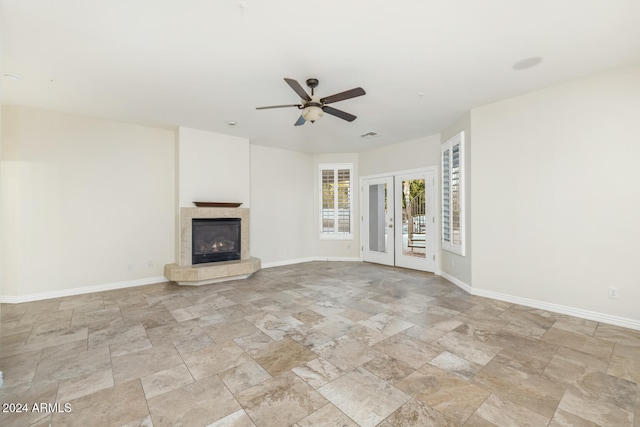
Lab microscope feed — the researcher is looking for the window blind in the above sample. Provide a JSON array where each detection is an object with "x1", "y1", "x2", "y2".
[{"x1": 441, "y1": 132, "x2": 465, "y2": 255}]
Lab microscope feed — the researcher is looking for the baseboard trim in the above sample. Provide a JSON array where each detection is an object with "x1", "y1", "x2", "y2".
[
  {"x1": 261, "y1": 257, "x2": 362, "y2": 269},
  {"x1": 473, "y1": 288, "x2": 640, "y2": 331},
  {"x1": 5, "y1": 264, "x2": 638, "y2": 331},
  {"x1": 440, "y1": 271, "x2": 472, "y2": 293},
  {"x1": 0, "y1": 257, "x2": 364, "y2": 302},
  {"x1": 441, "y1": 272, "x2": 640, "y2": 331},
  {"x1": 0, "y1": 276, "x2": 168, "y2": 304}
]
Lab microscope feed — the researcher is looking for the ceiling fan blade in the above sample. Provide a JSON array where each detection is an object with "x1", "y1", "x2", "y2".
[
  {"x1": 284, "y1": 78, "x2": 312, "y2": 101},
  {"x1": 322, "y1": 106, "x2": 357, "y2": 122},
  {"x1": 256, "y1": 104, "x2": 301, "y2": 110},
  {"x1": 320, "y1": 87, "x2": 366, "y2": 105},
  {"x1": 294, "y1": 115, "x2": 306, "y2": 126}
]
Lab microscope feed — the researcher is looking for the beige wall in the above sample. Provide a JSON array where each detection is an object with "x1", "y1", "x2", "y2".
[
  {"x1": 250, "y1": 145, "x2": 314, "y2": 264},
  {"x1": 0, "y1": 106, "x2": 175, "y2": 299},
  {"x1": 177, "y1": 127, "x2": 250, "y2": 208},
  {"x1": 0, "y1": 64, "x2": 3, "y2": 307},
  {"x1": 440, "y1": 112, "x2": 472, "y2": 286},
  {"x1": 471, "y1": 64, "x2": 640, "y2": 321}
]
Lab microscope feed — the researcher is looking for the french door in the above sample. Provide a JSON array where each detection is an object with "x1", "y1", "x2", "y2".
[
  {"x1": 361, "y1": 176, "x2": 395, "y2": 266},
  {"x1": 362, "y1": 168, "x2": 436, "y2": 272}
]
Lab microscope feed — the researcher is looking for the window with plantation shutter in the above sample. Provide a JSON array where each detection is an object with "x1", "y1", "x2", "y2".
[
  {"x1": 320, "y1": 164, "x2": 353, "y2": 239},
  {"x1": 441, "y1": 132, "x2": 465, "y2": 255}
]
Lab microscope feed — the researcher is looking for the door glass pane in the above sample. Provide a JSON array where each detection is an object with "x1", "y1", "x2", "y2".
[
  {"x1": 401, "y1": 178, "x2": 426, "y2": 258},
  {"x1": 368, "y1": 183, "x2": 388, "y2": 252}
]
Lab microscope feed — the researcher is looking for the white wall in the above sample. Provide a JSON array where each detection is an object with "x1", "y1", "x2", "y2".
[
  {"x1": 177, "y1": 127, "x2": 250, "y2": 208},
  {"x1": 0, "y1": 106, "x2": 176, "y2": 299},
  {"x1": 250, "y1": 145, "x2": 314, "y2": 265},
  {"x1": 471, "y1": 64, "x2": 640, "y2": 322},
  {"x1": 359, "y1": 134, "x2": 441, "y2": 178}
]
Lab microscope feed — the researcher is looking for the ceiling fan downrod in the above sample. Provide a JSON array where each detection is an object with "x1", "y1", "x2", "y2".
[{"x1": 306, "y1": 78, "x2": 319, "y2": 96}]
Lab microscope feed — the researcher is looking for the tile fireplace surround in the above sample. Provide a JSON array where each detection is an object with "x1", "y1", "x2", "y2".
[{"x1": 164, "y1": 207, "x2": 261, "y2": 285}]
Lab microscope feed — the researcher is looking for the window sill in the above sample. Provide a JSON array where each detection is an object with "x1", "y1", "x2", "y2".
[
  {"x1": 442, "y1": 244, "x2": 465, "y2": 256},
  {"x1": 319, "y1": 234, "x2": 354, "y2": 241}
]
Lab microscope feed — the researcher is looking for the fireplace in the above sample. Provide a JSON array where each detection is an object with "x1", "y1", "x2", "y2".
[
  {"x1": 164, "y1": 207, "x2": 261, "y2": 286},
  {"x1": 192, "y1": 218, "x2": 241, "y2": 264}
]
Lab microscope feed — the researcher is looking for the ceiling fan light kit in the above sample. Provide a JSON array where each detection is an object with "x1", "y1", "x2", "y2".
[
  {"x1": 257, "y1": 77, "x2": 365, "y2": 126},
  {"x1": 301, "y1": 104, "x2": 323, "y2": 123}
]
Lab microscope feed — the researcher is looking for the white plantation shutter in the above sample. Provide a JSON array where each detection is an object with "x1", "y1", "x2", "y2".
[
  {"x1": 442, "y1": 149, "x2": 451, "y2": 243},
  {"x1": 322, "y1": 169, "x2": 335, "y2": 233},
  {"x1": 451, "y1": 143, "x2": 461, "y2": 245},
  {"x1": 441, "y1": 132, "x2": 465, "y2": 255},
  {"x1": 336, "y1": 168, "x2": 351, "y2": 233},
  {"x1": 320, "y1": 164, "x2": 353, "y2": 239}
]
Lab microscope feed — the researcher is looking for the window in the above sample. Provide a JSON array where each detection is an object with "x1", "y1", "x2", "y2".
[
  {"x1": 320, "y1": 163, "x2": 353, "y2": 239},
  {"x1": 441, "y1": 132, "x2": 465, "y2": 255}
]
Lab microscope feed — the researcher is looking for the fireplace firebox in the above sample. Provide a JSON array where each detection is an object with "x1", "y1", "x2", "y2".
[{"x1": 192, "y1": 218, "x2": 241, "y2": 264}]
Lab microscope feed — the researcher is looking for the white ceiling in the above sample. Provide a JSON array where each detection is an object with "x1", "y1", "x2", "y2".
[{"x1": 2, "y1": 1, "x2": 640, "y2": 154}]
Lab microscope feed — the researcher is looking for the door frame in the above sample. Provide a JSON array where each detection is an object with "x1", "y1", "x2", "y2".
[
  {"x1": 360, "y1": 167, "x2": 440, "y2": 274},
  {"x1": 361, "y1": 175, "x2": 395, "y2": 266},
  {"x1": 394, "y1": 168, "x2": 436, "y2": 272}
]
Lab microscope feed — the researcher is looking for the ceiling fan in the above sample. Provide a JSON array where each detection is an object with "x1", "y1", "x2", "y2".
[{"x1": 256, "y1": 78, "x2": 366, "y2": 126}]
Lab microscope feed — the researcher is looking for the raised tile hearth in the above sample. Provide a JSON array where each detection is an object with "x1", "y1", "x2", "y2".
[
  {"x1": 164, "y1": 207, "x2": 261, "y2": 286},
  {"x1": 164, "y1": 257, "x2": 261, "y2": 286}
]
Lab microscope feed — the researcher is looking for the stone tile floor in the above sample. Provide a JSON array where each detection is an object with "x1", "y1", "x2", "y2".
[{"x1": 0, "y1": 261, "x2": 638, "y2": 426}]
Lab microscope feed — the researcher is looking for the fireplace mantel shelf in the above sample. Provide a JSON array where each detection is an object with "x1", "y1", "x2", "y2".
[{"x1": 193, "y1": 202, "x2": 242, "y2": 208}]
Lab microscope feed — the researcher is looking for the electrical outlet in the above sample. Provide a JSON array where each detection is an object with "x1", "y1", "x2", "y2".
[
  {"x1": 127, "y1": 264, "x2": 133, "y2": 272},
  {"x1": 608, "y1": 286, "x2": 619, "y2": 299},
  {"x1": 147, "y1": 260, "x2": 154, "y2": 268}
]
